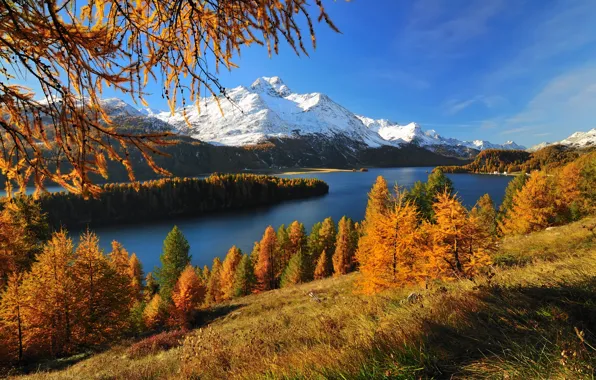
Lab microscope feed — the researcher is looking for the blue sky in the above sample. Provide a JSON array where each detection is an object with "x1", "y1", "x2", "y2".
[{"x1": 24, "y1": 0, "x2": 596, "y2": 147}]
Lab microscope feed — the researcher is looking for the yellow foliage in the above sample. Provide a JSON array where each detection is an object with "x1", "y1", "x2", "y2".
[{"x1": 172, "y1": 266, "x2": 205, "y2": 328}]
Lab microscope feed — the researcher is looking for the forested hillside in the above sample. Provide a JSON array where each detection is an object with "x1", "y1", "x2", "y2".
[
  {"x1": 37, "y1": 174, "x2": 329, "y2": 228},
  {"x1": 438, "y1": 145, "x2": 587, "y2": 174}
]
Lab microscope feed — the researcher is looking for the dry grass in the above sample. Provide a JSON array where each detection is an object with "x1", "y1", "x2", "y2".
[{"x1": 17, "y1": 217, "x2": 596, "y2": 379}]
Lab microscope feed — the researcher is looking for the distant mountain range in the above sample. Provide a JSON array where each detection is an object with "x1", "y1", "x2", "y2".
[
  {"x1": 136, "y1": 76, "x2": 525, "y2": 158},
  {"x1": 529, "y1": 129, "x2": 596, "y2": 152}
]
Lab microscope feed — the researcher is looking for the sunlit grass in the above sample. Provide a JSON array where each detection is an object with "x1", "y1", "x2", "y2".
[{"x1": 19, "y1": 217, "x2": 596, "y2": 379}]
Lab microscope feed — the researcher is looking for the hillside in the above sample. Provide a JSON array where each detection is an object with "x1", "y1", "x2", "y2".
[
  {"x1": 19, "y1": 217, "x2": 596, "y2": 379},
  {"x1": 529, "y1": 128, "x2": 596, "y2": 151}
]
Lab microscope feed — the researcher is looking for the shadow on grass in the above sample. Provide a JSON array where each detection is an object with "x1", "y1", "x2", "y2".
[{"x1": 329, "y1": 278, "x2": 596, "y2": 379}]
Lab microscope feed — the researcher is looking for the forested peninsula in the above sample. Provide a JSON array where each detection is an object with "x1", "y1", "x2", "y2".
[{"x1": 37, "y1": 174, "x2": 329, "y2": 228}]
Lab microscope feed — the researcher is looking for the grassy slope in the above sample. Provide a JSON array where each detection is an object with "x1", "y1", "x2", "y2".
[{"x1": 19, "y1": 218, "x2": 596, "y2": 379}]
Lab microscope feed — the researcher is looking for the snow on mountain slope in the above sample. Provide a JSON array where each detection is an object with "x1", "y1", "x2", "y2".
[
  {"x1": 155, "y1": 76, "x2": 391, "y2": 148},
  {"x1": 529, "y1": 128, "x2": 596, "y2": 151},
  {"x1": 356, "y1": 116, "x2": 525, "y2": 152}
]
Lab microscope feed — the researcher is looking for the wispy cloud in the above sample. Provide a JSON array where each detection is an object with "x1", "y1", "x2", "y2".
[
  {"x1": 444, "y1": 95, "x2": 507, "y2": 115},
  {"x1": 502, "y1": 65, "x2": 596, "y2": 139},
  {"x1": 371, "y1": 69, "x2": 430, "y2": 90}
]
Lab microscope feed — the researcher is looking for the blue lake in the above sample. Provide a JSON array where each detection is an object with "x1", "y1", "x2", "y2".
[{"x1": 63, "y1": 167, "x2": 513, "y2": 272}]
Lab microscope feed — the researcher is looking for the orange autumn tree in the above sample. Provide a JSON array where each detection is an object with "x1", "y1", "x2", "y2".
[
  {"x1": 0, "y1": 273, "x2": 25, "y2": 362},
  {"x1": 171, "y1": 265, "x2": 206, "y2": 329},
  {"x1": 313, "y1": 250, "x2": 329, "y2": 280},
  {"x1": 205, "y1": 258, "x2": 223, "y2": 305},
  {"x1": 143, "y1": 294, "x2": 166, "y2": 331},
  {"x1": 129, "y1": 254, "x2": 144, "y2": 302},
  {"x1": 426, "y1": 192, "x2": 493, "y2": 280},
  {"x1": 255, "y1": 226, "x2": 277, "y2": 291},
  {"x1": 19, "y1": 231, "x2": 77, "y2": 357},
  {"x1": 0, "y1": 0, "x2": 338, "y2": 197},
  {"x1": 332, "y1": 216, "x2": 357, "y2": 276},
  {"x1": 72, "y1": 232, "x2": 130, "y2": 344},
  {"x1": 500, "y1": 172, "x2": 557, "y2": 235},
  {"x1": 220, "y1": 246, "x2": 242, "y2": 300},
  {"x1": 357, "y1": 191, "x2": 421, "y2": 294}
]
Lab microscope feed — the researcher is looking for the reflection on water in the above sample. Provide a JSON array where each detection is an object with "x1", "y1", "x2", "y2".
[{"x1": 64, "y1": 167, "x2": 513, "y2": 271}]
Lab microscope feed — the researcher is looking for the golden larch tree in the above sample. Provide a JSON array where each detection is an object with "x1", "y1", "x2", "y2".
[
  {"x1": 129, "y1": 254, "x2": 144, "y2": 302},
  {"x1": 500, "y1": 172, "x2": 557, "y2": 235},
  {"x1": 313, "y1": 250, "x2": 329, "y2": 280},
  {"x1": 171, "y1": 265, "x2": 206, "y2": 329},
  {"x1": 255, "y1": 226, "x2": 277, "y2": 291},
  {"x1": 220, "y1": 246, "x2": 242, "y2": 300},
  {"x1": 143, "y1": 293, "x2": 166, "y2": 331},
  {"x1": 19, "y1": 231, "x2": 77, "y2": 357},
  {"x1": 427, "y1": 192, "x2": 493, "y2": 280},
  {"x1": 205, "y1": 258, "x2": 223, "y2": 305},
  {"x1": 332, "y1": 216, "x2": 357, "y2": 276},
  {"x1": 356, "y1": 194, "x2": 421, "y2": 294},
  {"x1": 0, "y1": 273, "x2": 25, "y2": 362}
]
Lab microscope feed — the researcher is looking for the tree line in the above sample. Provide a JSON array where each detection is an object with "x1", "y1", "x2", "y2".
[
  {"x1": 0, "y1": 153, "x2": 594, "y2": 368},
  {"x1": 36, "y1": 174, "x2": 329, "y2": 228},
  {"x1": 438, "y1": 145, "x2": 585, "y2": 174}
]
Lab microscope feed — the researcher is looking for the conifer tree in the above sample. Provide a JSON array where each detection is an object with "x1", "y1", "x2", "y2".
[
  {"x1": 205, "y1": 258, "x2": 223, "y2": 305},
  {"x1": 498, "y1": 174, "x2": 528, "y2": 219},
  {"x1": 156, "y1": 226, "x2": 191, "y2": 301},
  {"x1": 406, "y1": 170, "x2": 453, "y2": 220},
  {"x1": 129, "y1": 254, "x2": 144, "y2": 302},
  {"x1": 233, "y1": 254, "x2": 257, "y2": 297},
  {"x1": 288, "y1": 221, "x2": 308, "y2": 257},
  {"x1": 0, "y1": 273, "x2": 24, "y2": 362},
  {"x1": 306, "y1": 222, "x2": 323, "y2": 270},
  {"x1": 255, "y1": 226, "x2": 277, "y2": 291},
  {"x1": 109, "y1": 240, "x2": 130, "y2": 278},
  {"x1": 73, "y1": 231, "x2": 130, "y2": 344},
  {"x1": 275, "y1": 225, "x2": 291, "y2": 282},
  {"x1": 356, "y1": 176, "x2": 390, "y2": 278},
  {"x1": 500, "y1": 172, "x2": 557, "y2": 235},
  {"x1": 19, "y1": 231, "x2": 76, "y2": 356},
  {"x1": 171, "y1": 265, "x2": 206, "y2": 328},
  {"x1": 220, "y1": 246, "x2": 243, "y2": 300},
  {"x1": 249, "y1": 241, "x2": 261, "y2": 267},
  {"x1": 472, "y1": 194, "x2": 497, "y2": 236},
  {"x1": 201, "y1": 265, "x2": 211, "y2": 283},
  {"x1": 143, "y1": 294, "x2": 166, "y2": 331},
  {"x1": 144, "y1": 272, "x2": 159, "y2": 302},
  {"x1": 357, "y1": 194, "x2": 421, "y2": 294},
  {"x1": 556, "y1": 161, "x2": 583, "y2": 220},
  {"x1": 280, "y1": 250, "x2": 307, "y2": 287},
  {"x1": 427, "y1": 192, "x2": 493, "y2": 280},
  {"x1": 332, "y1": 217, "x2": 357, "y2": 276},
  {"x1": 319, "y1": 217, "x2": 337, "y2": 274},
  {"x1": 313, "y1": 250, "x2": 329, "y2": 280}
]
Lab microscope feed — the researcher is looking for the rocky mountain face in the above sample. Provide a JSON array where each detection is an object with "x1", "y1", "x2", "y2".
[
  {"x1": 529, "y1": 129, "x2": 596, "y2": 152},
  {"x1": 146, "y1": 76, "x2": 524, "y2": 159}
]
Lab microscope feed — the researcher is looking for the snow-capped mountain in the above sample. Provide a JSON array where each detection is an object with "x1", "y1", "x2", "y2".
[
  {"x1": 528, "y1": 128, "x2": 596, "y2": 152},
  {"x1": 148, "y1": 76, "x2": 523, "y2": 156},
  {"x1": 356, "y1": 115, "x2": 525, "y2": 154}
]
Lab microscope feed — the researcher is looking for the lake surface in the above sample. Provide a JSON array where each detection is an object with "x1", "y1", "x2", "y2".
[{"x1": 66, "y1": 167, "x2": 513, "y2": 272}]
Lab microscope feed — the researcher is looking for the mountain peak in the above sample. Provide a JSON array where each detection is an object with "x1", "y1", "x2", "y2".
[{"x1": 250, "y1": 76, "x2": 291, "y2": 97}]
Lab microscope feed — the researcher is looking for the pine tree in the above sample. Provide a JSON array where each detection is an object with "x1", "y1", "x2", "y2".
[
  {"x1": 406, "y1": 170, "x2": 453, "y2": 221},
  {"x1": 171, "y1": 265, "x2": 206, "y2": 328},
  {"x1": 288, "y1": 221, "x2": 308, "y2": 257},
  {"x1": 306, "y1": 222, "x2": 323, "y2": 276},
  {"x1": 233, "y1": 254, "x2": 256, "y2": 297},
  {"x1": 280, "y1": 250, "x2": 307, "y2": 287},
  {"x1": 356, "y1": 194, "x2": 421, "y2": 294},
  {"x1": 255, "y1": 226, "x2": 277, "y2": 291},
  {"x1": 472, "y1": 194, "x2": 497, "y2": 236},
  {"x1": 129, "y1": 254, "x2": 144, "y2": 302},
  {"x1": 201, "y1": 265, "x2": 211, "y2": 283},
  {"x1": 220, "y1": 246, "x2": 242, "y2": 300},
  {"x1": 109, "y1": 240, "x2": 130, "y2": 278},
  {"x1": 156, "y1": 226, "x2": 191, "y2": 301},
  {"x1": 249, "y1": 241, "x2": 260, "y2": 267},
  {"x1": 556, "y1": 161, "x2": 582, "y2": 220},
  {"x1": 500, "y1": 172, "x2": 557, "y2": 235},
  {"x1": 205, "y1": 258, "x2": 223, "y2": 305},
  {"x1": 143, "y1": 294, "x2": 166, "y2": 331},
  {"x1": 332, "y1": 216, "x2": 357, "y2": 276},
  {"x1": 144, "y1": 272, "x2": 159, "y2": 302},
  {"x1": 19, "y1": 231, "x2": 76, "y2": 356},
  {"x1": 313, "y1": 250, "x2": 329, "y2": 280},
  {"x1": 0, "y1": 273, "x2": 24, "y2": 362}
]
